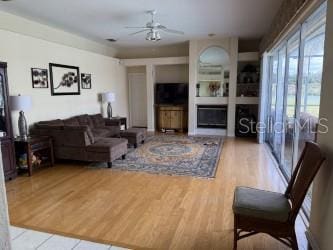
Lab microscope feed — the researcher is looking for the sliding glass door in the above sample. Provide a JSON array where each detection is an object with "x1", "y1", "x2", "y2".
[
  {"x1": 265, "y1": 2, "x2": 327, "y2": 216},
  {"x1": 273, "y1": 46, "x2": 286, "y2": 162},
  {"x1": 267, "y1": 46, "x2": 287, "y2": 165},
  {"x1": 282, "y1": 32, "x2": 300, "y2": 178},
  {"x1": 297, "y1": 12, "x2": 326, "y2": 214},
  {"x1": 297, "y1": 21, "x2": 326, "y2": 160}
]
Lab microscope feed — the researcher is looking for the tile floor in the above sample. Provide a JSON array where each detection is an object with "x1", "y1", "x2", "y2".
[{"x1": 10, "y1": 226, "x2": 128, "y2": 250}]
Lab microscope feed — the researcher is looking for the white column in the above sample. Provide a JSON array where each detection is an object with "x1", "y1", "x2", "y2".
[
  {"x1": 0, "y1": 146, "x2": 12, "y2": 250},
  {"x1": 146, "y1": 64, "x2": 155, "y2": 131},
  {"x1": 258, "y1": 52, "x2": 270, "y2": 143},
  {"x1": 188, "y1": 40, "x2": 198, "y2": 135},
  {"x1": 227, "y1": 37, "x2": 238, "y2": 137}
]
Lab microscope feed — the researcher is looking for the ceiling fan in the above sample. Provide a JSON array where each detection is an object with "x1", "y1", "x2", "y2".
[{"x1": 125, "y1": 10, "x2": 184, "y2": 41}]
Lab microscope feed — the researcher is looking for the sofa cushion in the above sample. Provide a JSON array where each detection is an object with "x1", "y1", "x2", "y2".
[
  {"x1": 91, "y1": 128, "x2": 112, "y2": 138},
  {"x1": 87, "y1": 138, "x2": 128, "y2": 153},
  {"x1": 233, "y1": 186, "x2": 291, "y2": 222},
  {"x1": 62, "y1": 125, "x2": 90, "y2": 132},
  {"x1": 30, "y1": 124, "x2": 64, "y2": 143},
  {"x1": 88, "y1": 129, "x2": 95, "y2": 143},
  {"x1": 63, "y1": 117, "x2": 80, "y2": 126},
  {"x1": 34, "y1": 124, "x2": 64, "y2": 130},
  {"x1": 76, "y1": 114, "x2": 94, "y2": 128},
  {"x1": 62, "y1": 125, "x2": 92, "y2": 146},
  {"x1": 38, "y1": 119, "x2": 64, "y2": 126},
  {"x1": 90, "y1": 114, "x2": 105, "y2": 128},
  {"x1": 82, "y1": 125, "x2": 95, "y2": 144},
  {"x1": 86, "y1": 115, "x2": 95, "y2": 128},
  {"x1": 101, "y1": 126, "x2": 120, "y2": 137}
]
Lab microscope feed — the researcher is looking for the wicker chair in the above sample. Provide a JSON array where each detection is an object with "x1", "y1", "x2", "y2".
[{"x1": 233, "y1": 141, "x2": 325, "y2": 250}]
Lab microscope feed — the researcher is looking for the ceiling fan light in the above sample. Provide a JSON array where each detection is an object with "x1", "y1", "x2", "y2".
[
  {"x1": 146, "y1": 31, "x2": 161, "y2": 41},
  {"x1": 155, "y1": 32, "x2": 161, "y2": 40},
  {"x1": 146, "y1": 32, "x2": 152, "y2": 41}
]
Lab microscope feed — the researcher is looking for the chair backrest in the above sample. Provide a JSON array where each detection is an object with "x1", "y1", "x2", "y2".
[{"x1": 285, "y1": 141, "x2": 325, "y2": 222}]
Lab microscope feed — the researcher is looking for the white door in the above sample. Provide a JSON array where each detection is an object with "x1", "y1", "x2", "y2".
[{"x1": 128, "y1": 73, "x2": 147, "y2": 127}]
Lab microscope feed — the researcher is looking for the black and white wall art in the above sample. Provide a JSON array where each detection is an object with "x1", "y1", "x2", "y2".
[
  {"x1": 31, "y1": 68, "x2": 48, "y2": 88},
  {"x1": 81, "y1": 73, "x2": 92, "y2": 89},
  {"x1": 49, "y1": 63, "x2": 80, "y2": 95}
]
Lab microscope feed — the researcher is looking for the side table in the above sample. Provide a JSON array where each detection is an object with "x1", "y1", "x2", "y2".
[
  {"x1": 14, "y1": 135, "x2": 54, "y2": 176},
  {"x1": 107, "y1": 117, "x2": 127, "y2": 130}
]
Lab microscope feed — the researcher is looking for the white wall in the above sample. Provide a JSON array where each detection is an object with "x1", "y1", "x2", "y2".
[
  {"x1": 308, "y1": 1, "x2": 333, "y2": 249},
  {"x1": 0, "y1": 10, "x2": 117, "y2": 57},
  {"x1": 155, "y1": 64, "x2": 189, "y2": 83},
  {"x1": 127, "y1": 66, "x2": 146, "y2": 74},
  {"x1": 0, "y1": 19, "x2": 128, "y2": 136},
  {"x1": 117, "y1": 42, "x2": 189, "y2": 59}
]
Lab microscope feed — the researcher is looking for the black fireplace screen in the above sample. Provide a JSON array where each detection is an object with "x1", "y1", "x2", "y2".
[{"x1": 197, "y1": 105, "x2": 227, "y2": 128}]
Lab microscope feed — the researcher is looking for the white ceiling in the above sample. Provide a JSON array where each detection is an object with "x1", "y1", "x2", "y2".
[{"x1": 0, "y1": 0, "x2": 283, "y2": 48}]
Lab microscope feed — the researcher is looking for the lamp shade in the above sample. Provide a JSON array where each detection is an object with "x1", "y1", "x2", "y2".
[
  {"x1": 10, "y1": 95, "x2": 32, "y2": 111},
  {"x1": 102, "y1": 92, "x2": 115, "y2": 103}
]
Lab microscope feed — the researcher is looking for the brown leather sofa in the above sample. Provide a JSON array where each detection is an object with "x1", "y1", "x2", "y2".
[{"x1": 31, "y1": 114, "x2": 128, "y2": 167}]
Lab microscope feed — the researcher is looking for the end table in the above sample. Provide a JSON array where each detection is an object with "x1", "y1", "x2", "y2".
[
  {"x1": 107, "y1": 117, "x2": 127, "y2": 130},
  {"x1": 14, "y1": 135, "x2": 54, "y2": 176}
]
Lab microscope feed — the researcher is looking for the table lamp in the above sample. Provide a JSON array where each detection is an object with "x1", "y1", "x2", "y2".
[
  {"x1": 102, "y1": 92, "x2": 115, "y2": 119},
  {"x1": 10, "y1": 95, "x2": 32, "y2": 139}
]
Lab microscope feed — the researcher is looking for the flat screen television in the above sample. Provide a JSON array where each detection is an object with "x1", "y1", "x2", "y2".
[{"x1": 155, "y1": 83, "x2": 188, "y2": 105}]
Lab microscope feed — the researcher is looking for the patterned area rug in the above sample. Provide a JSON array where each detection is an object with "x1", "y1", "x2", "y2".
[{"x1": 109, "y1": 135, "x2": 223, "y2": 178}]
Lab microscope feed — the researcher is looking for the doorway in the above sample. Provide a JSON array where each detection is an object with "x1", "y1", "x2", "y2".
[{"x1": 128, "y1": 73, "x2": 147, "y2": 128}]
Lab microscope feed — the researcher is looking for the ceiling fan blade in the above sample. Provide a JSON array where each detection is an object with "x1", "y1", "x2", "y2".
[
  {"x1": 125, "y1": 26, "x2": 149, "y2": 29},
  {"x1": 129, "y1": 29, "x2": 149, "y2": 36},
  {"x1": 159, "y1": 27, "x2": 184, "y2": 35}
]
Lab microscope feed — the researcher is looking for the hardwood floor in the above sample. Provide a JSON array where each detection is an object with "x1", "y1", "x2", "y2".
[{"x1": 5, "y1": 138, "x2": 307, "y2": 249}]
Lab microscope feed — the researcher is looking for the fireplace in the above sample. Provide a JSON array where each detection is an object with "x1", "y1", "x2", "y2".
[{"x1": 197, "y1": 105, "x2": 227, "y2": 128}]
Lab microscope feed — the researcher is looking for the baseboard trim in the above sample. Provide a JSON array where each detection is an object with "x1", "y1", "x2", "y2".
[{"x1": 306, "y1": 228, "x2": 320, "y2": 250}]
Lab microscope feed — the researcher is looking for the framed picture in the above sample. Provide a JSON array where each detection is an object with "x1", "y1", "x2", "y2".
[
  {"x1": 49, "y1": 63, "x2": 80, "y2": 96},
  {"x1": 31, "y1": 68, "x2": 48, "y2": 88},
  {"x1": 81, "y1": 73, "x2": 91, "y2": 89}
]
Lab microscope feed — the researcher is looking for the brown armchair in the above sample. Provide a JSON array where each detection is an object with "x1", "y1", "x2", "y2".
[{"x1": 233, "y1": 141, "x2": 325, "y2": 250}]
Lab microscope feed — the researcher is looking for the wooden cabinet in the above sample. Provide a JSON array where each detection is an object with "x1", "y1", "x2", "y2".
[
  {"x1": 157, "y1": 106, "x2": 187, "y2": 132},
  {"x1": 0, "y1": 62, "x2": 16, "y2": 181},
  {"x1": 170, "y1": 110, "x2": 182, "y2": 129},
  {"x1": 1, "y1": 139, "x2": 16, "y2": 180},
  {"x1": 159, "y1": 110, "x2": 170, "y2": 129}
]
